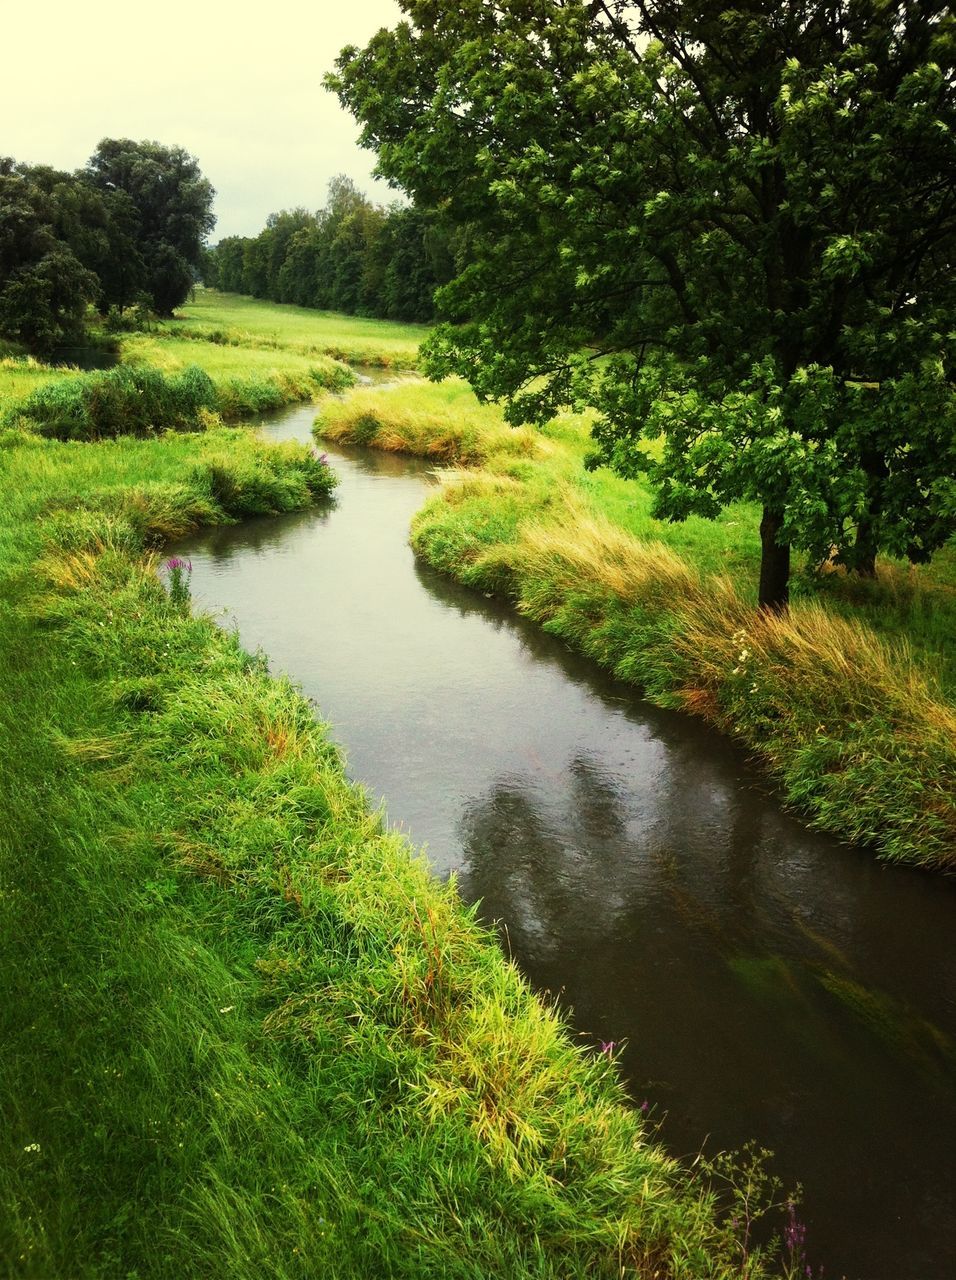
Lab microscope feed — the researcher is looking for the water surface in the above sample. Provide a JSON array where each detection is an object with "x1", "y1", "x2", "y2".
[{"x1": 175, "y1": 403, "x2": 956, "y2": 1280}]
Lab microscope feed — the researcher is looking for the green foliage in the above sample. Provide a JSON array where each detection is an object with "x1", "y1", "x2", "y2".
[
  {"x1": 86, "y1": 138, "x2": 216, "y2": 315},
  {"x1": 0, "y1": 163, "x2": 99, "y2": 350},
  {"x1": 9, "y1": 351, "x2": 353, "y2": 441},
  {"x1": 329, "y1": 0, "x2": 956, "y2": 609},
  {"x1": 13, "y1": 363, "x2": 219, "y2": 440},
  {"x1": 0, "y1": 138, "x2": 216, "y2": 351},
  {"x1": 206, "y1": 176, "x2": 457, "y2": 323}
]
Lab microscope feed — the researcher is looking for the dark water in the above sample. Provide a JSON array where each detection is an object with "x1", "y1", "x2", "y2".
[
  {"x1": 46, "y1": 346, "x2": 119, "y2": 370},
  {"x1": 175, "y1": 403, "x2": 956, "y2": 1280}
]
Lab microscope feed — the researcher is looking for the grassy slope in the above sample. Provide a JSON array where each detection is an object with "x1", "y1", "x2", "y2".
[
  {"x1": 0, "y1": 423, "x2": 787, "y2": 1274},
  {"x1": 0, "y1": 289, "x2": 421, "y2": 424},
  {"x1": 317, "y1": 379, "x2": 956, "y2": 869},
  {"x1": 165, "y1": 289, "x2": 426, "y2": 368}
]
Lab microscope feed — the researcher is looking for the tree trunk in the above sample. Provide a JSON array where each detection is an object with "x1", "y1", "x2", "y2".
[
  {"x1": 852, "y1": 515, "x2": 878, "y2": 577},
  {"x1": 851, "y1": 449, "x2": 888, "y2": 576},
  {"x1": 758, "y1": 507, "x2": 790, "y2": 613}
]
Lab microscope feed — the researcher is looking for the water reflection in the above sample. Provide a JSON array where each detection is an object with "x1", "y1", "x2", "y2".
[
  {"x1": 174, "y1": 427, "x2": 956, "y2": 1280},
  {"x1": 458, "y1": 759, "x2": 956, "y2": 1279}
]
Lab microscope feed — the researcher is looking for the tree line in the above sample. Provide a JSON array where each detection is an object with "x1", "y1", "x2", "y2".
[
  {"x1": 0, "y1": 139, "x2": 215, "y2": 352},
  {"x1": 330, "y1": 0, "x2": 956, "y2": 609},
  {"x1": 202, "y1": 176, "x2": 458, "y2": 323}
]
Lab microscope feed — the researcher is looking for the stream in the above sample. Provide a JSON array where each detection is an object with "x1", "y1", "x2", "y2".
[{"x1": 173, "y1": 401, "x2": 956, "y2": 1280}]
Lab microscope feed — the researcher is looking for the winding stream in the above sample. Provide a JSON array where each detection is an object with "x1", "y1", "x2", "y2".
[{"x1": 174, "y1": 401, "x2": 956, "y2": 1280}]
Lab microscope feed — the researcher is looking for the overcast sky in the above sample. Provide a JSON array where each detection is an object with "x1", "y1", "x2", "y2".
[{"x1": 2, "y1": 0, "x2": 406, "y2": 239}]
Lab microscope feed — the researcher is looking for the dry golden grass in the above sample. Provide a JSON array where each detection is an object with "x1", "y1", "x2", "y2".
[
  {"x1": 317, "y1": 379, "x2": 546, "y2": 464},
  {"x1": 514, "y1": 490, "x2": 703, "y2": 605}
]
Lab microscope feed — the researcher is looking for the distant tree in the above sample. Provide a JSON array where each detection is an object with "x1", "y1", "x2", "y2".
[
  {"x1": 86, "y1": 139, "x2": 215, "y2": 315},
  {"x1": 379, "y1": 205, "x2": 455, "y2": 321},
  {"x1": 241, "y1": 235, "x2": 270, "y2": 299},
  {"x1": 197, "y1": 245, "x2": 219, "y2": 288},
  {"x1": 277, "y1": 224, "x2": 323, "y2": 306},
  {"x1": 263, "y1": 208, "x2": 316, "y2": 301},
  {"x1": 212, "y1": 237, "x2": 248, "y2": 294},
  {"x1": 330, "y1": 0, "x2": 956, "y2": 609},
  {"x1": 206, "y1": 176, "x2": 457, "y2": 324},
  {"x1": 0, "y1": 162, "x2": 97, "y2": 351}
]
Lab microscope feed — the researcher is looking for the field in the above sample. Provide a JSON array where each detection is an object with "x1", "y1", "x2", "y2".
[
  {"x1": 165, "y1": 289, "x2": 426, "y2": 368},
  {"x1": 0, "y1": 290, "x2": 423, "y2": 427}
]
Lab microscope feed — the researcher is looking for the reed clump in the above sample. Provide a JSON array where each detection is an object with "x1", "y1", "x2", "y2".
[
  {"x1": 317, "y1": 378, "x2": 544, "y2": 464},
  {"x1": 8, "y1": 358, "x2": 354, "y2": 441}
]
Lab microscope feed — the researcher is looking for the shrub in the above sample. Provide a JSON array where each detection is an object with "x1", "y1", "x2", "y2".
[{"x1": 14, "y1": 364, "x2": 219, "y2": 440}]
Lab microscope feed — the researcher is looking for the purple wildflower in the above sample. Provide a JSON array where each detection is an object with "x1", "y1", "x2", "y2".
[
  {"x1": 785, "y1": 1201, "x2": 807, "y2": 1255},
  {"x1": 599, "y1": 1040, "x2": 616, "y2": 1057},
  {"x1": 640, "y1": 1099, "x2": 649, "y2": 1113},
  {"x1": 164, "y1": 557, "x2": 192, "y2": 574}
]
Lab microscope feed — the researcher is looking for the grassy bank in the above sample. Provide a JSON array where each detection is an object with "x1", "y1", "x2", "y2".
[
  {"x1": 317, "y1": 379, "x2": 956, "y2": 870},
  {"x1": 0, "y1": 290, "x2": 429, "y2": 429},
  {"x1": 165, "y1": 289, "x2": 425, "y2": 368},
  {"x1": 4, "y1": 358, "x2": 353, "y2": 443},
  {"x1": 0, "y1": 426, "x2": 793, "y2": 1275}
]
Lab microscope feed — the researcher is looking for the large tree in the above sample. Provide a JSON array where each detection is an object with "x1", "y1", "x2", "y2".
[
  {"x1": 86, "y1": 139, "x2": 215, "y2": 316},
  {"x1": 0, "y1": 160, "x2": 98, "y2": 351},
  {"x1": 330, "y1": 0, "x2": 956, "y2": 609}
]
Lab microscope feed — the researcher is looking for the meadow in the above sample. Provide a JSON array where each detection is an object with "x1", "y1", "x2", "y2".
[
  {"x1": 0, "y1": 288, "x2": 418, "y2": 428},
  {"x1": 163, "y1": 288, "x2": 426, "y2": 368},
  {"x1": 318, "y1": 378, "x2": 956, "y2": 869}
]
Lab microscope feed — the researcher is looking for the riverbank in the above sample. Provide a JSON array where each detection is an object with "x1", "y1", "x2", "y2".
[
  {"x1": 317, "y1": 379, "x2": 956, "y2": 870},
  {"x1": 0, "y1": 419, "x2": 794, "y2": 1272},
  {"x1": 0, "y1": 289, "x2": 422, "y2": 428}
]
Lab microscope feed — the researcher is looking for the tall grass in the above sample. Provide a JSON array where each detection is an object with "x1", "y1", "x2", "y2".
[
  {"x1": 0, "y1": 355, "x2": 76, "y2": 409},
  {"x1": 7, "y1": 358, "x2": 353, "y2": 441},
  {"x1": 318, "y1": 379, "x2": 956, "y2": 869},
  {"x1": 318, "y1": 379, "x2": 544, "y2": 463},
  {"x1": 0, "y1": 426, "x2": 792, "y2": 1276}
]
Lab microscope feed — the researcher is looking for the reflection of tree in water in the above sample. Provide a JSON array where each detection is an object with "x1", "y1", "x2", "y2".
[
  {"x1": 458, "y1": 744, "x2": 781, "y2": 965},
  {"x1": 458, "y1": 753, "x2": 648, "y2": 962}
]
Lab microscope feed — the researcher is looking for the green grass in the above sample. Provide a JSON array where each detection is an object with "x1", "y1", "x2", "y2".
[
  {"x1": 316, "y1": 378, "x2": 956, "y2": 869},
  {"x1": 167, "y1": 288, "x2": 426, "y2": 368},
  {"x1": 0, "y1": 292, "x2": 427, "y2": 425},
  {"x1": 0, "y1": 415, "x2": 792, "y2": 1271},
  {"x1": 122, "y1": 331, "x2": 350, "y2": 384},
  {"x1": 0, "y1": 356, "x2": 76, "y2": 410}
]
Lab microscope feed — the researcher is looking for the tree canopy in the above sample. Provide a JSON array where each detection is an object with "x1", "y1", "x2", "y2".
[
  {"x1": 86, "y1": 139, "x2": 215, "y2": 315},
  {"x1": 330, "y1": 0, "x2": 956, "y2": 608},
  {"x1": 0, "y1": 159, "x2": 99, "y2": 351},
  {"x1": 0, "y1": 141, "x2": 216, "y2": 351},
  {"x1": 205, "y1": 176, "x2": 457, "y2": 323}
]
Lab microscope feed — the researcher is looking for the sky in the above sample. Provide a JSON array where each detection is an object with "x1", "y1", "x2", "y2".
[{"x1": 2, "y1": 0, "x2": 406, "y2": 239}]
